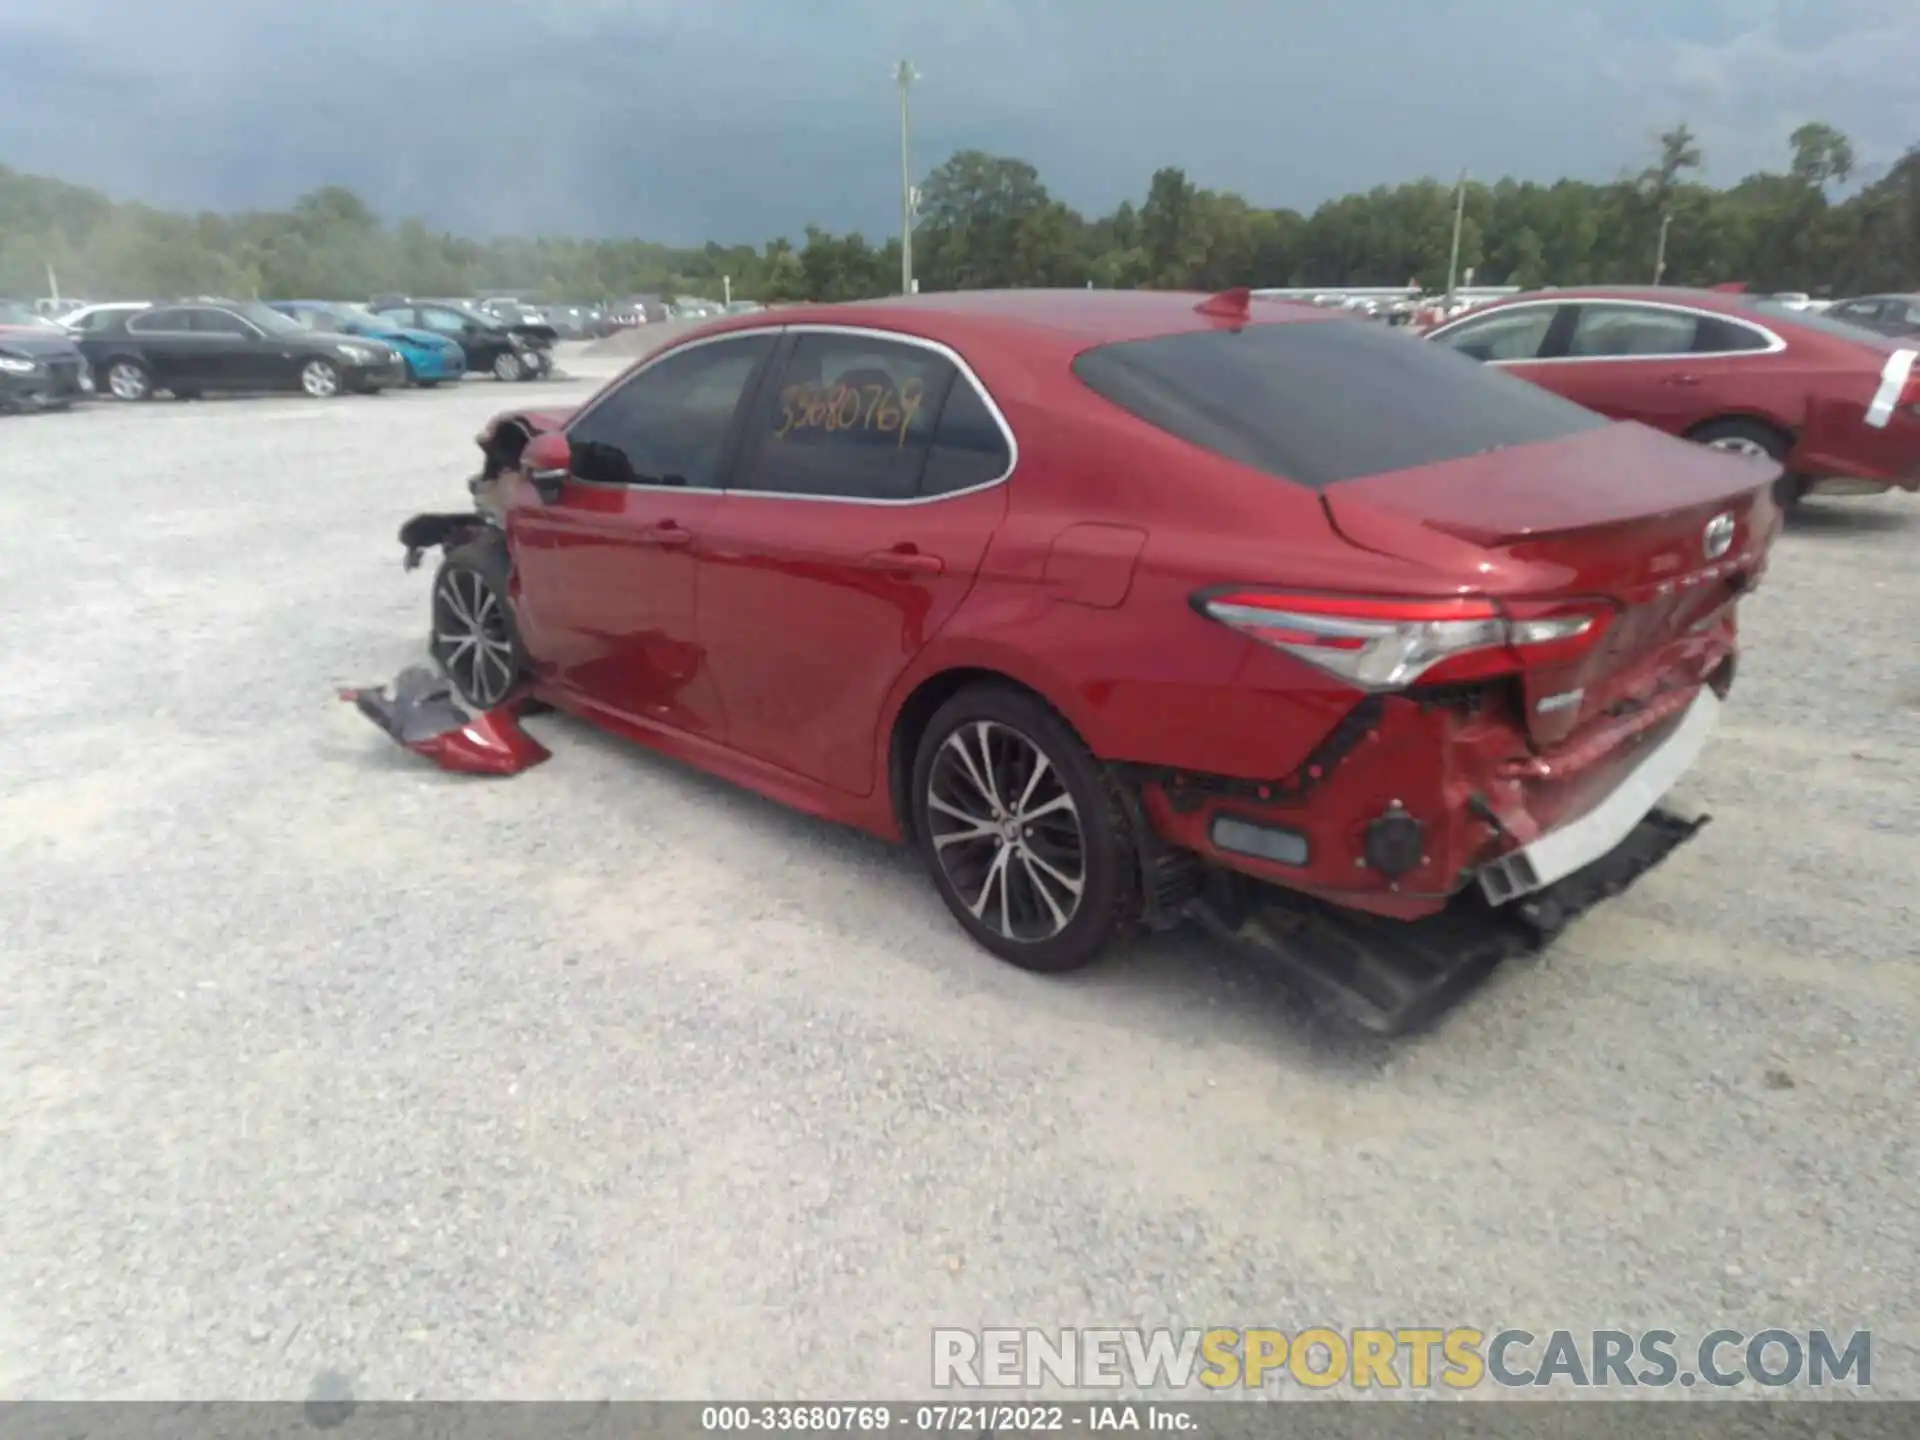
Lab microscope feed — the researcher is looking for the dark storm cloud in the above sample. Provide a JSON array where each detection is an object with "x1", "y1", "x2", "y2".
[{"x1": 2, "y1": 0, "x2": 1915, "y2": 243}]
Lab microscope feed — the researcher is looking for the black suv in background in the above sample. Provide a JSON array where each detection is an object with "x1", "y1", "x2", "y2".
[
  {"x1": 76, "y1": 299, "x2": 405, "y2": 400},
  {"x1": 369, "y1": 297, "x2": 556, "y2": 381}
]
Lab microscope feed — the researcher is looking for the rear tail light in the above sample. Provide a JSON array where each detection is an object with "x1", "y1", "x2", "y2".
[{"x1": 1195, "y1": 590, "x2": 1612, "y2": 691}]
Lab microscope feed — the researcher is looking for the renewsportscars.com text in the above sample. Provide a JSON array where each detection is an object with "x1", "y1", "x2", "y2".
[{"x1": 932, "y1": 1327, "x2": 1872, "y2": 1391}]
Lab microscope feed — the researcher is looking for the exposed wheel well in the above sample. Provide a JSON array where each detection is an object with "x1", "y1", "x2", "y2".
[{"x1": 888, "y1": 667, "x2": 1056, "y2": 840}]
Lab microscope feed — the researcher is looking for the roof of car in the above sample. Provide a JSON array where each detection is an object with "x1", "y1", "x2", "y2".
[{"x1": 691, "y1": 288, "x2": 1336, "y2": 353}]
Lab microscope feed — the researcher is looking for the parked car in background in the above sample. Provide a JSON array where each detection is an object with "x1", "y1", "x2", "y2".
[
  {"x1": 60, "y1": 301, "x2": 149, "y2": 336},
  {"x1": 1425, "y1": 286, "x2": 1920, "y2": 509},
  {"x1": 724, "y1": 300, "x2": 766, "y2": 315},
  {"x1": 1824, "y1": 294, "x2": 1920, "y2": 341},
  {"x1": 0, "y1": 299, "x2": 92, "y2": 409},
  {"x1": 617, "y1": 294, "x2": 671, "y2": 325},
  {"x1": 541, "y1": 303, "x2": 613, "y2": 339},
  {"x1": 76, "y1": 299, "x2": 406, "y2": 400},
  {"x1": 670, "y1": 296, "x2": 725, "y2": 321},
  {"x1": 479, "y1": 298, "x2": 555, "y2": 331},
  {"x1": 269, "y1": 300, "x2": 466, "y2": 386},
  {"x1": 368, "y1": 298, "x2": 555, "y2": 381},
  {"x1": 388, "y1": 288, "x2": 1781, "y2": 1031}
]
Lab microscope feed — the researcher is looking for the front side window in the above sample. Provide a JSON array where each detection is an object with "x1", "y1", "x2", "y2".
[
  {"x1": 566, "y1": 334, "x2": 776, "y2": 489},
  {"x1": 735, "y1": 334, "x2": 955, "y2": 500},
  {"x1": 1566, "y1": 305, "x2": 1698, "y2": 357},
  {"x1": 1430, "y1": 306, "x2": 1557, "y2": 362},
  {"x1": 420, "y1": 307, "x2": 472, "y2": 334}
]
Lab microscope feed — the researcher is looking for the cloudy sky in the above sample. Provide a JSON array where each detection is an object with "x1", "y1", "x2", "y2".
[{"x1": 2, "y1": 0, "x2": 1915, "y2": 245}]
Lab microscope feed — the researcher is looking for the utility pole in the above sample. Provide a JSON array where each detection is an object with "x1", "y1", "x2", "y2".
[
  {"x1": 1444, "y1": 169, "x2": 1468, "y2": 308},
  {"x1": 897, "y1": 60, "x2": 917, "y2": 296},
  {"x1": 1653, "y1": 212, "x2": 1672, "y2": 285}
]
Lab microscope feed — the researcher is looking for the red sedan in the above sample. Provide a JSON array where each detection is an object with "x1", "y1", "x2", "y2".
[
  {"x1": 386, "y1": 289, "x2": 1782, "y2": 1030},
  {"x1": 1424, "y1": 286, "x2": 1920, "y2": 509}
]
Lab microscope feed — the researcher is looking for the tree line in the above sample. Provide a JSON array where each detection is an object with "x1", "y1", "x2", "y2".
[{"x1": 0, "y1": 122, "x2": 1913, "y2": 307}]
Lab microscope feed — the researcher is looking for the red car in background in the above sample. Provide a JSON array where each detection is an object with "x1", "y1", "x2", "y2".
[
  {"x1": 388, "y1": 290, "x2": 1782, "y2": 1031},
  {"x1": 1425, "y1": 286, "x2": 1920, "y2": 510}
]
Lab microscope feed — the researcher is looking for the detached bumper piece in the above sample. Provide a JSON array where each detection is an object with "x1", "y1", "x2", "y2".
[
  {"x1": 1195, "y1": 807, "x2": 1709, "y2": 1035},
  {"x1": 338, "y1": 665, "x2": 550, "y2": 776}
]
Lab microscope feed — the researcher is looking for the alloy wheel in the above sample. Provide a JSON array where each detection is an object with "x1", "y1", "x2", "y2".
[
  {"x1": 432, "y1": 569, "x2": 517, "y2": 708},
  {"x1": 493, "y1": 352, "x2": 524, "y2": 382},
  {"x1": 301, "y1": 360, "x2": 340, "y2": 398},
  {"x1": 925, "y1": 720, "x2": 1086, "y2": 944},
  {"x1": 107, "y1": 362, "x2": 148, "y2": 400}
]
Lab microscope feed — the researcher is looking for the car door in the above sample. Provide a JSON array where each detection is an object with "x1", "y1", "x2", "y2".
[
  {"x1": 507, "y1": 331, "x2": 778, "y2": 733},
  {"x1": 184, "y1": 306, "x2": 276, "y2": 389},
  {"x1": 696, "y1": 328, "x2": 1014, "y2": 795},
  {"x1": 124, "y1": 306, "x2": 207, "y2": 389},
  {"x1": 1541, "y1": 302, "x2": 1775, "y2": 435}
]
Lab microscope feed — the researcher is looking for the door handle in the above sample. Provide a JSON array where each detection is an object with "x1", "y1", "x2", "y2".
[
  {"x1": 859, "y1": 546, "x2": 944, "y2": 574},
  {"x1": 1661, "y1": 374, "x2": 1702, "y2": 387},
  {"x1": 647, "y1": 523, "x2": 694, "y2": 548}
]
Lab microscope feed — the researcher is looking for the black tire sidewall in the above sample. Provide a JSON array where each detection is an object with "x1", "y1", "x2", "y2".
[
  {"x1": 910, "y1": 685, "x2": 1136, "y2": 973},
  {"x1": 430, "y1": 538, "x2": 529, "y2": 709}
]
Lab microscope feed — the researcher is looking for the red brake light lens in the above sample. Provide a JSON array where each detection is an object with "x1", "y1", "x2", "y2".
[{"x1": 1197, "y1": 590, "x2": 1611, "y2": 690}]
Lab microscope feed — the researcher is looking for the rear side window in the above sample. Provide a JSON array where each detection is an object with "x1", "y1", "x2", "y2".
[
  {"x1": 128, "y1": 307, "x2": 190, "y2": 333},
  {"x1": 736, "y1": 333, "x2": 953, "y2": 500},
  {"x1": 920, "y1": 374, "x2": 1013, "y2": 495},
  {"x1": 1567, "y1": 305, "x2": 1697, "y2": 356},
  {"x1": 1071, "y1": 318, "x2": 1608, "y2": 489},
  {"x1": 1692, "y1": 316, "x2": 1771, "y2": 354}
]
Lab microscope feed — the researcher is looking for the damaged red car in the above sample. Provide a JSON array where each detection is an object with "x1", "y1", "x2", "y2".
[{"x1": 386, "y1": 289, "x2": 1782, "y2": 1031}]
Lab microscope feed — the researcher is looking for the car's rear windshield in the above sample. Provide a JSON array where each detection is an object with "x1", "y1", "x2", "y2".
[{"x1": 1071, "y1": 316, "x2": 1609, "y2": 488}]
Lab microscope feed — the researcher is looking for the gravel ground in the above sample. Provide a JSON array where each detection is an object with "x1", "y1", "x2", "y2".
[{"x1": 3, "y1": 351, "x2": 1918, "y2": 1403}]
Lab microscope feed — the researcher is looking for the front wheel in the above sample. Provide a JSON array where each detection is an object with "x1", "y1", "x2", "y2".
[
  {"x1": 910, "y1": 685, "x2": 1139, "y2": 973},
  {"x1": 491, "y1": 351, "x2": 524, "y2": 383},
  {"x1": 300, "y1": 358, "x2": 342, "y2": 398},
  {"x1": 105, "y1": 358, "x2": 152, "y2": 401},
  {"x1": 430, "y1": 540, "x2": 527, "y2": 710}
]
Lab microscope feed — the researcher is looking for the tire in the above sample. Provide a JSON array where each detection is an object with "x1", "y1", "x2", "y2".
[
  {"x1": 429, "y1": 538, "x2": 528, "y2": 711},
  {"x1": 401, "y1": 357, "x2": 418, "y2": 387},
  {"x1": 910, "y1": 684, "x2": 1140, "y2": 974},
  {"x1": 104, "y1": 358, "x2": 152, "y2": 402},
  {"x1": 416, "y1": 379, "x2": 440, "y2": 389},
  {"x1": 491, "y1": 351, "x2": 524, "y2": 383},
  {"x1": 300, "y1": 358, "x2": 342, "y2": 398},
  {"x1": 1690, "y1": 418, "x2": 1800, "y2": 512},
  {"x1": 172, "y1": 389, "x2": 201, "y2": 402}
]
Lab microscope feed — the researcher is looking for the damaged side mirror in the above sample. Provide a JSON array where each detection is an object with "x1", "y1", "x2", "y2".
[{"x1": 523, "y1": 431, "x2": 572, "y2": 503}]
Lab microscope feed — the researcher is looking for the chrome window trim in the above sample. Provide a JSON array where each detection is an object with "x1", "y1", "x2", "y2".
[
  {"x1": 562, "y1": 322, "x2": 1020, "y2": 506},
  {"x1": 1429, "y1": 297, "x2": 1786, "y2": 365}
]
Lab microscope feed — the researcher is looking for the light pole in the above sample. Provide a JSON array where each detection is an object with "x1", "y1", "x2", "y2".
[
  {"x1": 1653, "y1": 212, "x2": 1672, "y2": 285},
  {"x1": 1444, "y1": 169, "x2": 1468, "y2": 308},
  {"x1": 897, "y1": 59, "x2": 917, "y2": 296}
]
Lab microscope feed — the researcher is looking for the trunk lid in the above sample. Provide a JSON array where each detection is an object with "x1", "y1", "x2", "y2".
[{"x1": 1323, "y1": 421, "x2": 1780, "y2": 745}]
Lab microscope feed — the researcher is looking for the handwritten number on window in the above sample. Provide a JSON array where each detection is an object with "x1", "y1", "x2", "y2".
[{"x1": 775, "y1": 378, "x2": 924, "y2": 447}]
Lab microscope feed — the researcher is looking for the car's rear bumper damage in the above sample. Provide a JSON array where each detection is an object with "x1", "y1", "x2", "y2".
[{"x1": 1188, "y1": 806, "x2": 1709, "y2": 1035}]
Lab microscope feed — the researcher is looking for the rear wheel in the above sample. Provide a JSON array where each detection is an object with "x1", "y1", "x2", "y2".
[
  {"x1": 105, "y1": 358, "x2": 152, "y2": 401},
  {"x1": 910, "y1": 685, "x2": 1139, "y2": 974},
  {"x1": 1689, "y1": 418, "x2": 1800, "y2": 512},
  {"x1": 430, "y1": 540, "x2": 527, "y2": 710}
]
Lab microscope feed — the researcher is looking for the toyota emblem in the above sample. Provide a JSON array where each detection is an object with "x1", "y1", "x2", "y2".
[{"x1": 1702, "y1": 512, "x2": 1735, "y2": 560}]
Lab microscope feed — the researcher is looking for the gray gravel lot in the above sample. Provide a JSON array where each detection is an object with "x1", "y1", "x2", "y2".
[{"x1": 3, "y1": 348, "x2": 1918, "y2": 1402}]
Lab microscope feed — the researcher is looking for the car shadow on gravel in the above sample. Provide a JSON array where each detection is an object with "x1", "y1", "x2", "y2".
[
  {"x1": 1786, "y1": 501, "x2": 1917, "y2": 537},
  {"x1": 495, "y1": 709, "x2": 1475, "y2": 1070}
]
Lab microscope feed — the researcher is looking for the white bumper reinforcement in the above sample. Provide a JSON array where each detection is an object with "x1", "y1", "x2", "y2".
[{"x1": 1477, "y1": 686, "x2": 1719, "y2": 906}]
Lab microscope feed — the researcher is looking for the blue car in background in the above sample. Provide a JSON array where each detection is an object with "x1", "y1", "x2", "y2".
[{"x1": 268, "y1": 301, "x2": 465, "y2": 386}]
